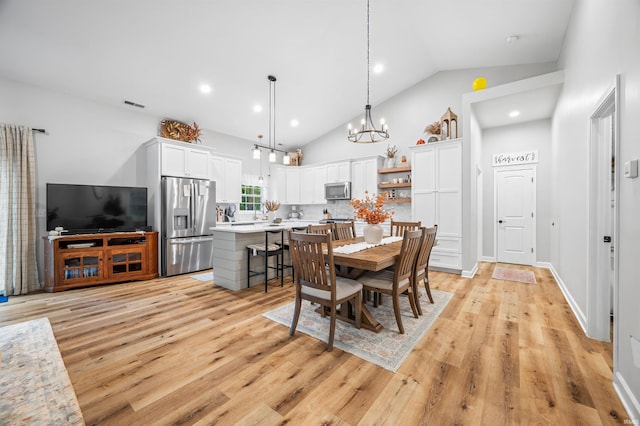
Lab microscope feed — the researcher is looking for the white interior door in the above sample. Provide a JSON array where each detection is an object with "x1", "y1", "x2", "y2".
[{"x1": 495, "y1": 167, "x2": 536, "y2": 265}]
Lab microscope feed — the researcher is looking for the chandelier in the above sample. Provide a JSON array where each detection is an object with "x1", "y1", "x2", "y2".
[
  {"x1": 348, "y1": 0, "x2": 389, "y2": 143},
  {"x1": 251, "y1": 75, "x2": 290, "y2": 164}
]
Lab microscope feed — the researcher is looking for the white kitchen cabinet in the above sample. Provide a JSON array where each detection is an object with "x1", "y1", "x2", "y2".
[
  {"x1": 313, "y1": 166, "x2": 327, "y2": 204},
  {"x1": 351, "y1": 157, "x2": 380, "y2": 200},
  {"x1": 411, "y1": 139, "x2": 462, "y2": 270},
  {"x1": 272, "y1": 166, "x2": 288, "y2": 204},
  {"x1": 210, "y1": 155, "x2": 242, "y2": 203},
  {"x1": 285, "y1": 167, "x2": 301, "y2": 204},
  {"x1": 161, "y1": 142, "x2": 210, "y2": 179},
  {"x1": 299, "y1": 166, "x2": 328, "y2": 205},
  {"x1": 326, "y1": 161, "x2": 351, "y2": 182}
]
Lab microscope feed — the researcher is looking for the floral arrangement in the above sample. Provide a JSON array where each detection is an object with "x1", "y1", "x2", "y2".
[
  {"x1": 264, "y1": 200, "x2": 280, "y2": 212},
  {"x1": 160, "y1": 120, "x2": 201, "y2": 143},
  {"x1": 385, "y1": 144, "x2": 398, "y2": 158},
  {"x1": 424, "y1": 121, "x2": 441, "y2": 135},
  {"x1": 350, "y1": 191, "x2": 393, "y2": 224}
]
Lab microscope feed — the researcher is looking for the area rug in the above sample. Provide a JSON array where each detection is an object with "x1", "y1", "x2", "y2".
[
  {"x1": 191, "y1": 271, "x2": 214, "y2": 282},
  {"x1": 0, "y1": 317, "x2": 84, "y2": 425},
  {"x1": 492, "y1": 266, "x2": 536, "y2": 284},
  {"x1": 263, "y1": 288, "x2": 452, "y2": 372}
]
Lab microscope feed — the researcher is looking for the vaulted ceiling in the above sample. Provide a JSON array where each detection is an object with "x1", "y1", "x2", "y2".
[{"x1": 0, "y1": 0, "x2": 575, "y2": 148}]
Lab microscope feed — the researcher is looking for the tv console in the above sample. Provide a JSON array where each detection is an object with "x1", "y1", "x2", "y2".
[{"x1": 43, "y1": 231, "x2": 158, "y2": 292}]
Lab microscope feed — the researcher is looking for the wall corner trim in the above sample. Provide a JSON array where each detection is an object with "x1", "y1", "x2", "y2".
[
  {"x1": 613, "y1": 372, "x2": 640, "y2": 423},
  {"x1": 545, "y1": 263, "x2": 588, "y2": 335},
  {"x1": 461, "y1": 263, "x2": 478, "y2": 278}
]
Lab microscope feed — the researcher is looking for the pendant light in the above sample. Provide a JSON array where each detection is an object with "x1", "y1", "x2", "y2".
[
  {"x1": 268, "y1": 75, "x2": 277, "y2": 163},
  {"x1": 347, "y1": 0, "x2": 389, "y2": 143}
]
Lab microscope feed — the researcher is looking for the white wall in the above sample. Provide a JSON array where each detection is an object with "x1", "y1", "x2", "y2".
[
  {"x1": 554, "y1": 0, "x2": 640, "y2": 417},
  {"x1": 303, "y1": 64, "x2": 558, "y2": 164},
  {"x1": 0, "y1": 76, "x2": 258, "y2": 282},
  {"x1": 481, "y1": 119, "x2": 552, "y2": 262}
]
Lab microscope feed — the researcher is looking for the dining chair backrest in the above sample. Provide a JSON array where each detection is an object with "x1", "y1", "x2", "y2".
[
  {"x1": 289, "y1": 231, "x2": 337, "y2": 302},
  {"x1": 333, "y1": 221, "x2": 356, "y2": 240},
  {"x1": 394, "y1": 229, "x2": 423, "y2": 286},
  {"x1": 390, "y1": 220, "x2": 422, "y2": 237},
  {"x1": 414, "y1": 226, "x2": 438, "y2": 278},
  {"x1": 307, "y1": 223, "x2": 334, "y2": 239}
]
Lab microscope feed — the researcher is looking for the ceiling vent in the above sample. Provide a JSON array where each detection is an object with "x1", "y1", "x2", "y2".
[{"x1": 123, "y1": 100, "x2": 145, "y2": 108}]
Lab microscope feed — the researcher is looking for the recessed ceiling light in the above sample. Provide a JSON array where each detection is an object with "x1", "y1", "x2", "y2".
[
  {"x1": 253, "y1": 104, "x2": 263, "y2": 113},
  {"x1": 199, "y1": 84, "x2": 212, "y2": 94},
  {"x1": 373, "y1": 63, "x2": 384, "y2": 74},
  {"x1": 290, "y1": 119, "x2": 299, "y2": 127},
  {"x1": 509, "y1": 110, "x2": 521, "y2": 118}
]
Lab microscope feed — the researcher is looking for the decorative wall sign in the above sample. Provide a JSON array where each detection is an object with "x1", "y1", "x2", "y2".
[{"x1": 492, "y1": 150, "x2": 538, "y2": 167}]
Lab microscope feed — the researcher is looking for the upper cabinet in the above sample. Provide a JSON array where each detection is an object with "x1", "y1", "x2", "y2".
[
  {"x1": 210, "y1": 156, "x2": 242, "y2": 203},
  {"x1": 326, "y1": 161, "x2": 351, "y2": 183},
  {"x1": 161, "y1": 142, "x2": 210, "y2": 179},
  {"x1": 351, "y1": 157, "x2": 380, "y2": 200}
]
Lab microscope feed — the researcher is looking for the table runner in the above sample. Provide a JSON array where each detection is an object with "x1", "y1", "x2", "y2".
[{"x1": 333, "y1": 236, "x2": 403, "y2": 254}]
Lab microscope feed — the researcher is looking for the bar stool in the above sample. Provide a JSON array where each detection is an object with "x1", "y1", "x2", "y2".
[
  {"x1": 279, "y1": 226, "x2": 308, "y2": 281},
  {"x1": 247, "y1": 229, "x2": 284, "y2": 292}
]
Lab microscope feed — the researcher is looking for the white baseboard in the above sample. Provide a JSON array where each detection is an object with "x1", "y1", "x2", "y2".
[
  {"x1": 481, "y1": 256, "x2": 496, "y2": 263},
  {"x1": 545, "y1": 263, "x2": 588, "y2": 336},
  {"x1": 462, "y1": 263, "x2": 478, "y2": 278},
  {"x1": 614, "y1": 371, "x2": 640, "y2": 423}
]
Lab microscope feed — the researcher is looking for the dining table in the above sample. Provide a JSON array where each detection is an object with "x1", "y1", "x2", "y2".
[{"x1": 324, "y1": 236, "x2": 404, "y2": 332}]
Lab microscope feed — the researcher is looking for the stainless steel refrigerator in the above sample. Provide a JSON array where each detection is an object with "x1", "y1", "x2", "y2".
[{"x1": 161, "y1": 176, "x2": 216, "y2": 276}]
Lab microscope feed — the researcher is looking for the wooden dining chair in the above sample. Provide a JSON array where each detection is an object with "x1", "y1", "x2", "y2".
[
  {"x1": 358, "y1": 229, "x2": 422, "y2": 334},
  {"x1": 279, "y1": 226, "x2": 308, "y2": 282},
  {"x1": 333, "y1": 221, "x2": 356, "y2": 240},
  {"x1": 307, "y1": 223, "x2": 335, "y2": 239},
  {"x1": 289, "y1": 232, "x2": 362, "y2": 351},
  {"x1": 412, "y1": 225, "x2": 438, "y2": 315},
  {"x1": 390, "y1": 220, "x2": 421, "y2": 236}
]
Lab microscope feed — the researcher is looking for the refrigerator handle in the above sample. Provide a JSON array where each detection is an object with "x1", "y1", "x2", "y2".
[{"x1": 191, "y1": 182, "x2": 196, "y2": 232}]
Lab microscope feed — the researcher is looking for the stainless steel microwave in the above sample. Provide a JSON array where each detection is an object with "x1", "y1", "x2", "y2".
[{"x1": 324, "y1": 182, "x2": 351, "y2": 200}]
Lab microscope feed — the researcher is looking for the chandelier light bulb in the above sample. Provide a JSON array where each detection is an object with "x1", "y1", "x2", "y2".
[
  {"x1": 283, "y1": 153, "x2": 290, "y2": 165},
  {"x1": 269, "y1": 149, "x2": 276, "y2": 163},
  {"x1": 252, "y1": 145, "x2": 261, "y2": 160}
]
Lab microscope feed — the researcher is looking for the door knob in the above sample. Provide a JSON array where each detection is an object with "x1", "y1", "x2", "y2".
[{"x1": 498, "y1": 220, "x2": 504, "y2": 224}]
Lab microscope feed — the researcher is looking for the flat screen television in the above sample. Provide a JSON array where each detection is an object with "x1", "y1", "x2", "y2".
[{"x1": 46, "y1": 183, "x2": 148, "y2": 234}]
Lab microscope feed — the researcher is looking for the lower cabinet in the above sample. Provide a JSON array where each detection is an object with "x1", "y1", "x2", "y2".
[{"x1": 43, "y1": 232, "x2": 159, "y2": 292}]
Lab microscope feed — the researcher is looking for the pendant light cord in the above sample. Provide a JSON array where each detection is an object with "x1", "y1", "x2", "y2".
[{"x1": 367, "y1": 0, "x2": 371, "y2": 106}]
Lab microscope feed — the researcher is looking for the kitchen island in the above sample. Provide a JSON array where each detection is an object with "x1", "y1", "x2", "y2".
[{"x1": 212, "y1": 221, "x2": 315, "y2": 291}]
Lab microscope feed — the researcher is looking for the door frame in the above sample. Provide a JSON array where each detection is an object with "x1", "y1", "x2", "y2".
[
  {"x1": 587, "y1": 76, "x2": 620, "y2": 344},
  {"x1": 493, "y1": 165, "x2": 537, "y2": 265}
]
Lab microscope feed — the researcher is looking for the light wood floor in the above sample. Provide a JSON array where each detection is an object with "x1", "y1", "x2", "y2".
[{"x1": 0, "y1": 262, "x2": 629, "y2": 425}]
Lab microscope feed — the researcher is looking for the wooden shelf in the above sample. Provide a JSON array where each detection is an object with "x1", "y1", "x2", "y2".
[
  {"x1": 378, "y1": 182, "x2": 411, "y2": 189},
  {"x1": 378, "y1": 164, "x2": 412, "y2": 174},
  {"x1": 384, "y1": 198, "x2": 411, "y2": 203}
]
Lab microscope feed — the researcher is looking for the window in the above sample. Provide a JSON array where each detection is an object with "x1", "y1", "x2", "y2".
[{"x1": 240, "y1": 185, "x2": 262, "y2": 211}]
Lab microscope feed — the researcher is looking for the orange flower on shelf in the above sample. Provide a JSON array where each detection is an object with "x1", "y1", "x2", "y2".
[{"x1": 350, "y1": 191, "x2": 394, "y2": 224}]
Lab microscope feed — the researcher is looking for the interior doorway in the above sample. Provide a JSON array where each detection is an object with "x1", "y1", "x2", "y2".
[
  {"x1": 494, "y1": 166, "x2": 536, "y2": 265},
  {"x1": 587, "y1": 78, "x2": 619, "y2": 344}
]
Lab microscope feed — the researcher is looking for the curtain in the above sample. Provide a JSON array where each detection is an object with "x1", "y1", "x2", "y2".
[{"x1": 0, "y1": 124, "x2": 39, "y2": 295}]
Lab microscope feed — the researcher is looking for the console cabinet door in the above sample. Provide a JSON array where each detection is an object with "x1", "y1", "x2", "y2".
[
  {"x1": 58, "y1": 250, "x2": 103, "y2": 285},
  {"x1": 107, "y1": 247, "x2": 146, "y2": 278}
]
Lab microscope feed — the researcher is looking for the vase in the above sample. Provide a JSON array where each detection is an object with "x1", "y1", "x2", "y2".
[
  {"x1": 268, "y1": 211, "x2": 275, "y2": 223},
  {"x1": 384, "y1": 157, "x2": 395, "y2": 169},
  {"x1": 363, "y1": 223, "x2": 383, "y2": 244}
]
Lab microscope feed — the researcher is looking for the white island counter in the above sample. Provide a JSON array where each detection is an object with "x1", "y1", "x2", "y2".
[{"x1": 212, "y1": 221, "x2": 315, "y2": 291}]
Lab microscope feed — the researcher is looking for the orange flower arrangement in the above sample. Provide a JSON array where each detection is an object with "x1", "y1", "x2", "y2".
[{"x1": 350, "y1": 191, "x2": 393, "y2": 224}]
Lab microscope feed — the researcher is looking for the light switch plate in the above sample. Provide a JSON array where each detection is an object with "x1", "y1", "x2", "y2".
[
  {"x1": 631, "y1": 335, "x2": 640, "y2": 368},
  {"x1": 624, "y1": 159, "x2": 638, "y2": 178}
]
